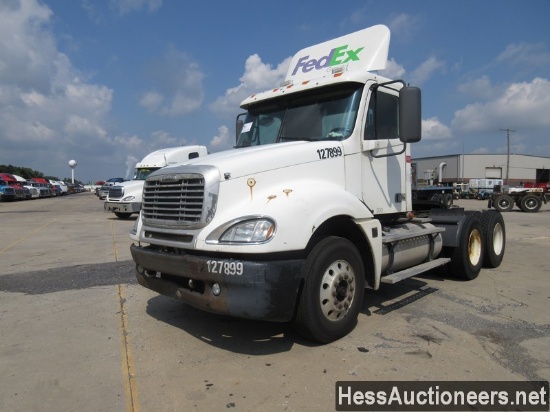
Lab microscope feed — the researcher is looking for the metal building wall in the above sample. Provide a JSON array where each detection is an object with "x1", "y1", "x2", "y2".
[{"x1": 413, "y1": 154, "x2": 550, "y2": 184}]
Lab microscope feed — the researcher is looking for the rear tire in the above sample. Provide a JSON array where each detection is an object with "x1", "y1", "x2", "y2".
[
  {"x1": 448, "y1": 214, "x2": 484, "y2": 280},
  {"x1": 443, "y1": 193, "x2": 453, "y2": 208},
  {"x1": 114, "y1": 212, "x2": 132, "y2": 219},
  {"x1": 519, "y1": 194, "x2": 542, "y2": 213},
  {"x1": 480, "y1": 211, "x2": 505, "y2": 268},
  {"x1": 493, "y1": 194, "x2": 514, "y2": 212},
  {"x1": 293, "y1": 237, "x2": 365, "y2": 343}
]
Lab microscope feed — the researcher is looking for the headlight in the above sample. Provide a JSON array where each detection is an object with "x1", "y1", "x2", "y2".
[
  {"x1": 213, "y1": 218, "x2": 276, "y2": 244},
  {"x1": 221, "y1": 219, "x2": 275, "y2": 243},
  {"x1": 122, "y1": 196, "x2": 135, "y2": 201}
]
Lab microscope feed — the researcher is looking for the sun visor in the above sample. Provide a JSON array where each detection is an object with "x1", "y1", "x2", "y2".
[{"x1": 285, "y1": 25, "x2": 390, "y2": 83}]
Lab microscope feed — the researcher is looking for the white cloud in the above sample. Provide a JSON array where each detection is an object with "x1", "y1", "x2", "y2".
[
  {"x1": 380, "y1": 58, "x2": 406, "y2": 79},
  {"x1": 0, "y1": 0, "x2": 115, "y2": 155},
  {"x1": 452, "y1": 77, "x2": 550, "y2": 133},
  {"x1": 209, "y1": 125, "x2": 233, "y2": 152},
  {"x1": 387, "y1": 13, "x2": 420, "y2": 41},
  {"x1": 114, "y1": 134, "x2": 143, "y2": 151},
  {"x1": 210, "y1": 54, "x2": 291, "y2": 116},
  {"x1": 141, "y1": 46, "x2": 204, "y2": 117},
  {"x1": 496, "y1": 42, "x2": 550, "y2": 67},
  {"x1": 110, "y1": 0, "x2": 162, "y2": 14},
  {"x1": 150, "y1": 130, "x2": 178, "y2": 147},
  {"x1": 457, "y1": 75, "x2": 497, "y2": 100},
  {"x1": 64, "y1": 114, "x2": 108, "y2": 139},
  {"x1": 422, "y1": 117, "x2": 452, "y2": 140},
  {"x1": 409, "y1": 56, "x2": 445, "y2": 85},
  {"x1": 139, "y1": 91, "x2": 164, "y2": 112}
]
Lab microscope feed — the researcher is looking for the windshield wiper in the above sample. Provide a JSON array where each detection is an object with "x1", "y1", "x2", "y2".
[{"x1": 279, "y1": 136, "x2": 319, "y2": 142}]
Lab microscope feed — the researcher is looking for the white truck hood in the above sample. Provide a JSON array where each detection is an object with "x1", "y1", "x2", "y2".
[
  {"x1": 113, "y1": 180, "x2": 145, "y2": 192},
  {"x1": 159, "y1": 141, "x2": 342, "y2": 180}
]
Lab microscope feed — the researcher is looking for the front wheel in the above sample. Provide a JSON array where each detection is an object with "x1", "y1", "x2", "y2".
[
  {"x1": 114, "y1": 212, "x2": 132, "y2": 219},
  {"x1": 293, "y1": 237, "x2": 365, "y2": 343}
]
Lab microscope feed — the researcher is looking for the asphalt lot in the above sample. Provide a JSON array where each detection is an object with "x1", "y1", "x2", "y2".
[{"x1": 0, "y1": 193, "x2": 549, "y2": 411}]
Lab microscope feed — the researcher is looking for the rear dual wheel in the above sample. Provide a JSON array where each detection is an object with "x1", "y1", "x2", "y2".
[
  {"x1": 493, "y1": 194, "x2": 514, "y2": 212},
  {"x1": 520, "y1": 195, "x2": 542, "y2": 213},
  {"x1": 448, "y1": 214, "x2": 484, "y2": 280},
  {"x1": 480, "y1": 211, "x2": 505, "y2": 268}
]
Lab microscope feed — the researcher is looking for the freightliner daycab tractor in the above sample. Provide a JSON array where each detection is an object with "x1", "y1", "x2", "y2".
[
  {"x1": 105, "y1": 145, "x2": 207, "y2": 219},
  {"x1": 130, "y1": 26, "x2": 506, "y2": 343}
]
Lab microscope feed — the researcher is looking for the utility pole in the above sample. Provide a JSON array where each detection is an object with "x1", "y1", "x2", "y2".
[{"x1": 500, "y1": 128, "x2": 515, "y2": 184}]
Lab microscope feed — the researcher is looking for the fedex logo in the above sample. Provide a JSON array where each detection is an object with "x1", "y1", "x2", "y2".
[{"x1": 291, "y1": 45, "x2": 364, "y2": 76}]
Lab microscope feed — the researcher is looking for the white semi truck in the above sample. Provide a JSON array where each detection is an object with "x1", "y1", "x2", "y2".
[
  {"x1": 104, "y1": 145, "x2": 207, "y2": 219},
  {"x1": 130, "y1": 26, "x2": 506, "y2": 343}
]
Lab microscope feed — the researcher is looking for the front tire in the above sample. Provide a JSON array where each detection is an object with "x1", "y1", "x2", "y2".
[
  {"x1": 448, "y1": 214, "x2": 484, "y2": 280},
  {"x1": 114, "y1": 212, "x2": 132, "y2": 219},
  {"x1": 293, "y1": 237, "x2": 365, "y2": 343}
]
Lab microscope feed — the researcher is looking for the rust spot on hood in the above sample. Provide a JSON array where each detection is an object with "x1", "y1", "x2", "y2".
[{"x1": 247, "y1": 178, "x2": 256, "y2": 201}]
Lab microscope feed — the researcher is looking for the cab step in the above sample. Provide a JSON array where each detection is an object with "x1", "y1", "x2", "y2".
[{"x1": 380, "y1": 257, "x2": 450, "y2": 284}]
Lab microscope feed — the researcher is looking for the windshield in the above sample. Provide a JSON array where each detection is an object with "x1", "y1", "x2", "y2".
[
  {"x1": 236, "y1": 83, "x2": 363, "y2": 147},
  {"x1": 134, "y1": 168, "x2": 159, "y2": 180}
]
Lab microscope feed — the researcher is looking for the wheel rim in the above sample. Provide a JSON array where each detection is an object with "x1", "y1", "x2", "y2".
[
  {"x1": 319, "y1": 260, "x2": 355, "y2": 321},
  {"x1": 492, "y1": 222, "x2": 504, "y2": 255},
  {"x1": 498, "y1": 198, "x2": 510, "y2": 208},
  {"x1": 525, "y1": 198, "x2": 538, "y2": 210},
  {"x1": 468, "y1": 228, "x2": 482, "y2": 266}
]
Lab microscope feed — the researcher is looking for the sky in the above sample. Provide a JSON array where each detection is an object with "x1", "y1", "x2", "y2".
[{"x1": 1, "y1": 0, "x2": 549, "y2": 183}]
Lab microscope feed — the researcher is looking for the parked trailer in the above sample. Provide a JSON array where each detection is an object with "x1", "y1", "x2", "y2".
[{"x1": 489, "y1": 185, "x2": 548, "y2": 213}]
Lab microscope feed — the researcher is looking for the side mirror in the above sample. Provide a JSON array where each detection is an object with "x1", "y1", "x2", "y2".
[{"x1": 399, "y1": 86, "x2": 422, "y2": 143}]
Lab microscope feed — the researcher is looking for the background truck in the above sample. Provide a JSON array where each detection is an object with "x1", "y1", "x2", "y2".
[
  {"x1": 0, "y1": 178, "x2": 16, "y2": 201},
  {"x1": 105, "y1": 145, "x2": 207, "y2": 219},
  {"x1": 489, "y1": 183, "x2": 548, "y2": 213},
  {"x1": 129, "y1": 26, "x2": 506, "y2": 343}
]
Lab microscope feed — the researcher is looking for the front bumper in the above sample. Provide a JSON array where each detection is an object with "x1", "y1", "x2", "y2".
[
  {"x1": 0, "y1": 193, "x2": 15, "y2": 201},
  {"x1": 131, "y1": 244, "x2": 305, "y2": 322},
  {"x1": 104, "y1": 201, "x2": 141, "y2": 213}
]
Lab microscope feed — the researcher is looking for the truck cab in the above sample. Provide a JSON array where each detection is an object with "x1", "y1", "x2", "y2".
[
  {"x1": 105, "y1": 145, "x2": 207, "y2": 219},
  {"x1": 130, "y1": 26, "x2": 505, "y2": 343},
  {"x1": 0, "y1": 178, "x2": 16, "y2": 201}
]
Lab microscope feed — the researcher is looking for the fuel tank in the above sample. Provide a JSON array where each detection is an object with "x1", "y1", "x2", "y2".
[{"x1": 381, "y1": 222, "x2": 443, "y2": 274}]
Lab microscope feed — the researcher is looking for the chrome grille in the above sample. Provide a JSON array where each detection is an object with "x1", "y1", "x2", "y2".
[
  {"x1": 142, "y1": 174, "x2": 205, "y2": 224},
  {"x1": 108, "y1": 186, "x2": 124, "y2": 199}
]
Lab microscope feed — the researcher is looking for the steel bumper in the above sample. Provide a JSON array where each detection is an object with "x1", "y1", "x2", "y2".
[
  {"x1": 104, "y1": 201, "x2": 141, "y2": 213},
  {"x1": 131, "y1": 244, "x2": 305, "y2": 322}
]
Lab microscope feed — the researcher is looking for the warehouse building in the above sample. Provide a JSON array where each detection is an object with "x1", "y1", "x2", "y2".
[{"x1": 412, "y1": 154, "x2": 550, "y2": 186}]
